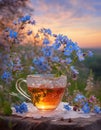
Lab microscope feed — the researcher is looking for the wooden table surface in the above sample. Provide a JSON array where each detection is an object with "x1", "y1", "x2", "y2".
[{"x1": 0, "y1": 114, "x2": 101, "y2": 130}]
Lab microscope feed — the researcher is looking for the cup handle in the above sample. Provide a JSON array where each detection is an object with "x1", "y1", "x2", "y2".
[{"x1": 16, "y1": 78, "x2": 31, "y2": 101}]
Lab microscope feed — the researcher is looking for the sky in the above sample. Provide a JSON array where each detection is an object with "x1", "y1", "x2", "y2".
[{"x1": 28, "y1": 0, "x2": 101, "y2": 48}]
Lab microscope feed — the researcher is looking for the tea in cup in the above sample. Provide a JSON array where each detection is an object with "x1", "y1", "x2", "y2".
[{"x1": 16, "y1": 74, "x2": 67, "y2": 111}]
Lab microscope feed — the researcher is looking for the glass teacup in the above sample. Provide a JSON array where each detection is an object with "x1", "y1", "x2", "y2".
[{"x1": 16, "y1": 74, "x2": 67, "y2": 111}]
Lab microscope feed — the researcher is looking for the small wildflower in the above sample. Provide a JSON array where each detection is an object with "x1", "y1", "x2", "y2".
[
  {"x1": 74, "y1": 94, "x2": 86, "y2": 102},
  {"x1": 82, "y1": 103, "x2": 90, "y2": 113},
  {"x1": 51, "y1": 56, "x2": 60, "y2": 62},
  {"x1": 40, "y1": 28, "x2": 52, "y2": 35},
  {"x1": 70, "y1": 66, "x2": 79, "y2": 74},
  {"x1": 65, "y1": 58, "x2": 72, "y2": 64},
  {"x1": 88, "y1": 51, "x2": 93, "y2": 57},
  {"x1": 29, "y1": 66, "x2": 35, "y2": 71},
  {"x1": 25, "y1": 15, "x2": 31, "y2": 21},
  {"x1": 77, "y1": 51, "x2": 85, "y2": 61},
  {"x1": 42, "y1": 46, "x2": 53, "y2": 57},
  {"x1": 32, "y1": 57, "x2": 49, "y2": 72},
  {"x1": 64, "y1": 50, "x2": 72, "y2": 56},
  {"x1": 44, "y1": 28, "x2": 52, "y2": 35},
  {"x1": 19, "y1": 15, "x2": 31, "y2": 23},
  {"x1": 9, "y1": 30, "x2": 18, "y2": 39},
  {"x1": 94, "y1": 106, "x2": 101, "y2": 114},
  {"x1": 64, "y1": 104, "x2": 71, "y2": 111},
  {"x1": 14, "y1": 102, "x2": 28, "y2": 114},
  {"x1": 1, "y1": 71, "x2": 12, "y2": 81},
  {"x1": 52, "y1": 42, "x2": 61, "y2": 50},
  {"x1": 43, "y1": 38, "x2": 50, "y2": 45},
  {"x1": 33, "y1": 57, "x2": 45, "y2": 65}
]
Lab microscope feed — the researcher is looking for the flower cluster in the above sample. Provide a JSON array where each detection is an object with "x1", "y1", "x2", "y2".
[
  {"x1": 14, "y1": 102, "x2": 28, "y2": 113},
  {"x1": 0, "y1": 53, "x2": 23, "y2": 84},
  {"x1": 0, "y1": 15, "x2": 36, "y2": 83},
  {"x1": 31, "y1": 28, "x2": 93, "y2": 77},
  {"x1": 3, "y1": 15, "x2": 36, "y2": 49},
  {"x1": 1, "y1": 14, "x2": 93, "y2": 83},
  {"x1": 1, "y1": 71, "x2": 12, "y2": 82},
  {"x1": 64, "y1": 93, "x2": 101, "y2": 114}
]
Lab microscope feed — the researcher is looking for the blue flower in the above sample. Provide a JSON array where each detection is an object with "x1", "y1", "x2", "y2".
[
  {"x1": 74, "y1": 44, "x2": 80, "y2": 52},
  {"x1": 82, "y1": 103, "x2": 90, "y2": 113},
  {"x1": 9, "y1": 30, "x2": 18, "y2": 38},
  {"x1": 64, "y1": 41, "x2": 81, "y2": 57},
  {"x1": 70, "y1": 66, "x2": 79, "y2": 74},
  {"x1": 76, "y1": 51, "x2": 85, "y2": 61},
  {"x1": 19, "y1": 15, "x2": 31, "y2": 23},
  {"x1": 14, "y1": 102, "x2": 28, "y2": 113},
  {"x1": 18, "y1": 17, "x2": 26, "y2": 23},
  {"x1": 64, "y1": 41, "x2": 77, "y2": 55},
  {"x1": 62, "y1": 35, "x2": 68, "y2": 43},
  {"x1": 29, "y1": 66, "x2": 35, "y2": 71},
  {"x1": 94, "y1": 106, "x2": 101, "y2": 113},
  {"x1": 56, "y1": 34, "x2": 68, "y2": 43},
  {"x1": 88, "y1": 51, "x2": 93, "y2": 57},
  {"x1": 65, "y1": 41, "x2": 75, "y2": 51},
  {"x1": 42, "y1": 46, "x2": 53, "y2": 57},
  {"x1": 52, "y1": 41, "x2": 61, "y2": 50},
  {"x1": 1, "y1": 71, "x2": 12, "y2": 80},
  {"x1": 39, "y1": 28, "x2": 52, "y2": 35},
  {"x1": 74, "y1": 94, "x2": 85, "y2": 102},
  {"x1": 64, "y1": 104, "x2": 71, "y2": 111},
  {"x1": 74, "y1": 98, "x2": 79, "y2": 102},
  {"x1": 51, "y1": 56, "x2": 60, "y2": 62},
  {"x1": 33, "y1": 57, "x2": 45, "y2": 65},
  {"x1": 45, "y1": 28, "x2": 52, "y2": 35},
  {"x1": 32, "y1": 57, "x2": 49, "y2": 72},
  {"x1": 40, "y1": 63, "x2": 49, "y2": 71},
  {"x1": 25, "y1": 15, "x2": 31, "y2": 21},
  {"x1": 43, "y1": 38, "x2": 50, "y2": 45},
  {"x1": 56, "y1": 34, "x2": 63, "y2": 42},
  {"x1": 64, "y1": 50, "x2": 72, "y2": 56},
  {"x1": 65, "y1": 58, "x2": 72, "y2": 64}
]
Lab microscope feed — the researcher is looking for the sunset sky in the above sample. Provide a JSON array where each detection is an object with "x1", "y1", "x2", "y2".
[{"x1": 29, "y1": 0, "x2": 101, "y2": 48}]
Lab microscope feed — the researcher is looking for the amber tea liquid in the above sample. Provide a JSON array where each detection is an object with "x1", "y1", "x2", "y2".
[{"x1": 28, "y1": 86, "x2": 65, "y2": 111}]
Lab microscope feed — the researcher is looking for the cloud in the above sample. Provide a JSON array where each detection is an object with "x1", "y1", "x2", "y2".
[
  {"x1": 29, "y1": 0, "x2": 101, "y2": 27},
  {"x1": 30, "y1": 0, "x2": 101, "y2": 18},
  {"x1": 28, "y1": 0, "x2": 101, "y2": 48},
  {"x1": 29, "y1": 0, "x2": 101, "y2": 26}
]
